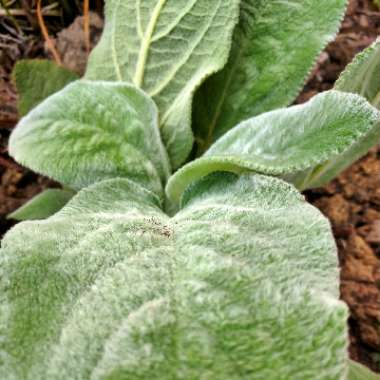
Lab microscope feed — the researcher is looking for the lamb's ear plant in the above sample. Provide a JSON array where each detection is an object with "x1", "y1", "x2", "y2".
[{"x1": 2, "y1": 1, "x2": 380, "y2": 379}]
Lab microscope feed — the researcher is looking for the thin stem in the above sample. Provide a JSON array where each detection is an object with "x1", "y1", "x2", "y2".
[
  {"x1": 134, "y1": 0, "x2": 167, "y2": 87},
  {"x1": 36, "y1": 0, "x2": 62, "y2": 66},
  {"x1": 83, "y1": 0, "x2": 90, "y2": 54}
]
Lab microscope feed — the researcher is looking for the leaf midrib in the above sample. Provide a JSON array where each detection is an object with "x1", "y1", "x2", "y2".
[
  {"x1": 134, "y1": 0, "x2": 167, "y2": 87},
  {"x1": 159, "y1": 0, "x2": 223, "y2": 124},
  {"x1": 111, "y1": 0, "x2": 123, "y2": 81}
]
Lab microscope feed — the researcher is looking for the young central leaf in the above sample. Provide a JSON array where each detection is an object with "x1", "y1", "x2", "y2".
[
  {"x1": 0, "y1": 173, "x2": 348, "y2": 379},
  {"x1": 193, "y1": 0, "x2": 347, "y2": 151},
  {"x1": 85, "y1": 0, "x2": 240, "y2": 168},
  {"x1": 9, "y1": 81, "x2": 170, "y2": 198}
]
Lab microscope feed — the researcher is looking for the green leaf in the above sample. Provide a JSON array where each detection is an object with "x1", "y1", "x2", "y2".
[
  {"x1": 300, "y1": 39, "x2": 380, "y2": 191},
  {"x1": 13, "y1": 59, "x2": 79, "y2": 116},
  {"x1": 193, "y1": 0, "x2": 348, "y2": 151},
  {"x1": 85, "y1": 0, "x2": 241, "y2": 168},
  {"x1": 167, "y1": 90, "x2": 380, "y2": 203},
  {"x1": 0, "y1": 173, "x2": 348, "y2": 379},
  {"x1": 7, "y1": 188, "x2": 75, "y2": 221},
  {"x1": 348, "y1": 360, "x2": 380, "y2": 380},
  {"x1": 9, "y1": 80, "x2": 170, "y2": 198},
  {"x1": 335, "y1": 38, "x2": 380, "y2": 107}
]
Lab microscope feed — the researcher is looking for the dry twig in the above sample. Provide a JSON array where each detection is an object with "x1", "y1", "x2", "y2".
[
  {"x1": 83, "y1": 0, "x2": 90, "y2": 54},
  {"x1": 36, "y1": 0, "x2": 62, "y2": 65}
]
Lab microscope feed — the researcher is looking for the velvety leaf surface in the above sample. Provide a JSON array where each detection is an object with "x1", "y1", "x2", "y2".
[
  {"x1": 167, "y1": 91, "x2": 380, "y2": 202},
  {"x1": 85, "y1": 0, "x2": 240, "y2": 167},
  {"x1": 9, "y1": 80, "x2": 170, "y2": 197},
  {"x1": 348, "y1": 361, "x2": 380, "y2": 380},
  {"x1": 8, "y1": 188, "x2": 75, "y2": 221},
  {"x1": 0, "y1": 173, "x2": 348, "y2": 379},
  {"x1": 193, "y1": 0, "x2": 348, "y2": 151},
  {"x1": 335, "y1": 38, "x2": 380, "y2": 107},
  {"x1": 13, "y1": 59, "x2": 79, "y2": 116},
  {"x1": 302, "y1": 40, "x2": 380, "y2": 189},
  {"x1": 310, "y1": 39, "x2": 380, "y2": 191}
]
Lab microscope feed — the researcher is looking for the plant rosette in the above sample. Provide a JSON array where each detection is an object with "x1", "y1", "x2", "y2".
[{"x1": 2, "y1": 1, "x2": 380, "y2": 379}]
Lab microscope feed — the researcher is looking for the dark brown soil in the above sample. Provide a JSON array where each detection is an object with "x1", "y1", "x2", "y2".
[{"x1": 0, "y1": 0, "x2": 379, "y2": 373}]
